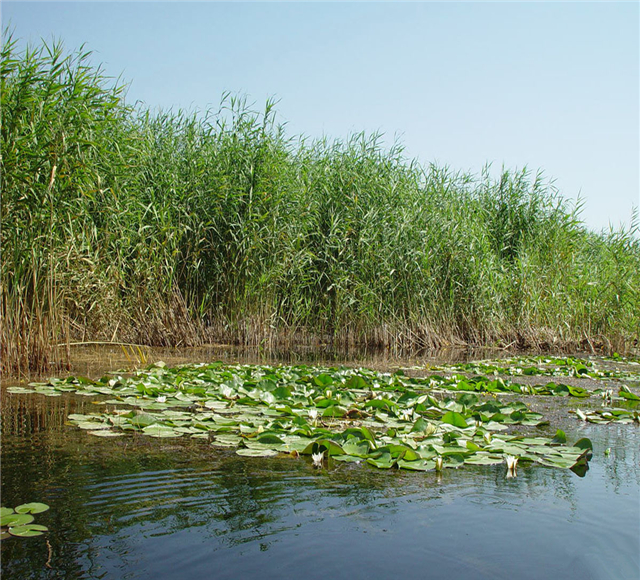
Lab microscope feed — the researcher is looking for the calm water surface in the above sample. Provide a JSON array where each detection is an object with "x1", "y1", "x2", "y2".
[{"x1": 1, "y1": 350, "x2": 639, "y2": 579}]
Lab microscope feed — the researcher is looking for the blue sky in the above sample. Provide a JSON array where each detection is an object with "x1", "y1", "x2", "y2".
[{"x1": 3, "y1": 1, "x2": 639, "y2": 233}]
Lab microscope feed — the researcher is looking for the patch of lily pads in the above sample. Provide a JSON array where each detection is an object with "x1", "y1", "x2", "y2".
[
  {"x1": 426, "y1": 355, "x2": 639, "y2": 381},
  {"x1": 0, "y1": 503, "x2": 49, "y2": 539},
  {"x1": 572, "y1": 404, "x2": 640, "y2": 425},
  {"x1": 6, "y1": 362, "x2": 618, "y2": 474},
  {"x1": 420, "y1": 374, "x2": 598, "y2": 398}
]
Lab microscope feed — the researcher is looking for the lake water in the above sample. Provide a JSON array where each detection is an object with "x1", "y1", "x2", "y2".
[{"x1": 1, "y1": 349, "x2": 639, "y2": 579}]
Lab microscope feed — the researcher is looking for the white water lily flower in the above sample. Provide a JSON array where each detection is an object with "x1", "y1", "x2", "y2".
[
  {"x1": 312, "y1": 451, "x2": 324, "y2": 468},
  {"x1": 601, "y1": 389, "x2": 613, "y2": 405},
  {"x1": 400, "y1": 409, "x2": 413, "y2": 422},
  {"x1": 425, "y1": 423, "x2": 437, "y2": 436},
  {"x1": 157, "y1": 396, "x2": 167, "y2": 403},
  {"x1": 483, "y1": 432, "x2": 492, "y2": 445},
  {"x1": 505, "y1": 455, "x2": 518, "y2": 475},
  {"x1": 308, "y1": 409, "x2": 318, "y2": 421},
  {"x1": 435, "y1": 456, "x2": 443, "y2": 471}
]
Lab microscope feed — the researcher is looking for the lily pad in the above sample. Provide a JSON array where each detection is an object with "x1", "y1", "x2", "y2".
[
  {"x1": 88, "y1": 430, "x2": 124, "y2": 437},
  {"x1": 441, "y1": 411, "x2": 468, "y2": 428},
  {"x1": 6, "y1": 387, "x2": 37, "y2": 394},
  {"x1": 142, "y1": 425, "x2": 181, "y2": 438},
  {"x1": 8, "y1": 360, "x2": 616, "y2": 476},
  {"x1": 0, "y1": 513, "x2": 34, "y2": 527},
  {"x1": 14, "y1": 503, "x2": 49, "y2": 515},
  {"x1": 8, "y1": 524, "x2": 48, "y2": 537},
  {"x1": 236, "y1": 448, "x2": 279, "y2": 457}
]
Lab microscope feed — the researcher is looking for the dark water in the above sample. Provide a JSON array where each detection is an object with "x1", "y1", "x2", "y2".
[{"x1": 1, "y1": 354, "x2": 639, "y2": 580}]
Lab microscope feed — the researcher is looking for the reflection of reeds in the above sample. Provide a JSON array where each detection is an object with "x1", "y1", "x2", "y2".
[{"x1": 2, "y1": 33, "x2": 639, "y2": 376}]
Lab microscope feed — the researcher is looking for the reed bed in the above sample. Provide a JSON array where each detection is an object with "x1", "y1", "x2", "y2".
[{"x1": 2, "y1": 36, "x2": 639, "y2": 375}]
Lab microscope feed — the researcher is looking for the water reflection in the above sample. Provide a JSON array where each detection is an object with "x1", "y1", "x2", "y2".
[
  {"x1": 3, "y1": 343, "x2": 500, "y2": 384},
  {"x1": 1, "y1": 376, "x2": 639, "y2": 580}
]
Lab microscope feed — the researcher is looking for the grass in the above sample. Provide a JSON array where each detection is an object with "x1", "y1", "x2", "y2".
[{"x1": 2, "y1": 34, "x2": 639, "y2": 376}]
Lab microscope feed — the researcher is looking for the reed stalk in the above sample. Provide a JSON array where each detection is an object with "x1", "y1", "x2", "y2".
[{"x1": 2, "y1": 34, "x2": 639, "y2": 376}]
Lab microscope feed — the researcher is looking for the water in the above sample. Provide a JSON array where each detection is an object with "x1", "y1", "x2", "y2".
[{"x1": 1, "y1": 353, "x2": 639, "y2": 579}]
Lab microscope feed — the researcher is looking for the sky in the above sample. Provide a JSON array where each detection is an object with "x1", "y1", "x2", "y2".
[{"x1": 2, "y1": 1, "x2": 639, "y2": 233}]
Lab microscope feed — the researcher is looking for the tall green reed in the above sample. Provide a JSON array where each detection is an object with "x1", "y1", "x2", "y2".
[{"x1": 2, "y1": 34, "x2": 638, "y2": 375}]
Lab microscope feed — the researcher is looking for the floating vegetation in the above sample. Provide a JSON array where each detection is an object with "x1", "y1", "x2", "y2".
[
  {"x1": 423, "y1": 374, "x2": 595, "y2": 398},
  {"x1": 572, "y1": 406, "x2": 640, "y2": 425},
  {"x1": 427, "y1": 355, "x2": 637, "y2": 381},
  {"x1": 0, "y1": 504, "x2": 49, "y2": 539},
  {"x1": 10, "y1": 360, "x2": 635, "y2": 474}
]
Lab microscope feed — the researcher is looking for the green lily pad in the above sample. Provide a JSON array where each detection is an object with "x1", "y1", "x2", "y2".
[
  {"x1": 6, "y1": 387, "x2": 37, "y2": 394},
  {"x1": 142, "y1": 425, "x2": 181, "y2": 438},
  {"x1": 129, "y1": 413, "x2": 159, "y2": 428},
  {"x1": 0, "y1": 513, "x2": 34, "y2": 527},
  {"x1": 441, "y1": 411, "x2": 469, "y2": 428},
  {"x1": 619, "y1": 386, "x2": 640, "y2": 401},
  {"x1": 367, "y1": 452, "x2": 396, "y2": 469},
  {"x1": 302, "y1": 439, "x2": 344, "y2": 457},
  {"x1": 397, "y1": 459, "x2": 436, "y2": 471},
  {"x1": 212, "y1": 434, "x2": 242, "y2": 447},
  {"x1": 443, "y1": 454, "x2": 465, "y2": 468},
  {"x1": 14, "y1": 503, "x2": 49, "y2": 514},
  {"x1": 8, "y1": 524, "x2": 48, "y2": 537},
  {"x1": 551, "y1": 429, "x2": 567, "y2": 444},
  {"x1": 75, "y1": 422, "x2": 110, "y2": 430},
  {"x1": 332, "y1": 455, "x2": 364, "y2": 463},
  {"x1": 573, "y1": 438, "x2": 593, "y2": 452},
  {"x1": 463, "y1": 454, "x2": 504, "y2": 465},
  {"x1": 236, "y1": 448, "x2": 279, "y2": 457},
  {"x1": 88, "y1": 430, "x2": 124, "y2": 437}
]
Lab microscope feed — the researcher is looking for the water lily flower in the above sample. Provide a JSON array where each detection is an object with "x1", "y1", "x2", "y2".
[
  {"x1": 505, "y1": 455, "x2": 518, "y2": 476},
  {"x1": 157, "y1": 396, "x2": 167, "y2": 403},
  {"x1": 435, "y1": 456, "x2": 443, "y2": 471},
  {"x1": 483, "y1": 432, "x2": 492, "y2": 445},
  {"x1": 601, "y1": 389, "x2": 613, "y2": 405},
  {"x1": 312, "y1": 450, "x2": 324, "y2": 468},
  {"x1": 400, "y1": 409, "x2": 413, "y2": 422},
  {"x1": 308, "y1": 409, "x2": 318, "y2": 421}
]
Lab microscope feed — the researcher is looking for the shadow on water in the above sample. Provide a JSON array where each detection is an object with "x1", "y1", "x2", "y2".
[{"x1": 1, "y1": 349, "x2": 639, "y2": 580}]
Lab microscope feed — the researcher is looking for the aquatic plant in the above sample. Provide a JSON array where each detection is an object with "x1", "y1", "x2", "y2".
[
  {"x1": 9, "y1": 361, "x2": 615, "y2": 473},
  {"x1": 0, "y1": 503, "x2": 49, "y2": 538},
  {"x1": 2, "y1": 33, "x2": 640, "y2": 376},
  {"x1": 312, "y1": 451, "x2": 324, "y2": 468}
]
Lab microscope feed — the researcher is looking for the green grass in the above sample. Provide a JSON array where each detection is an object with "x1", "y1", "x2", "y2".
[{"x1": 2, "y1": 34, "x2": 639, "y2": 375}]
